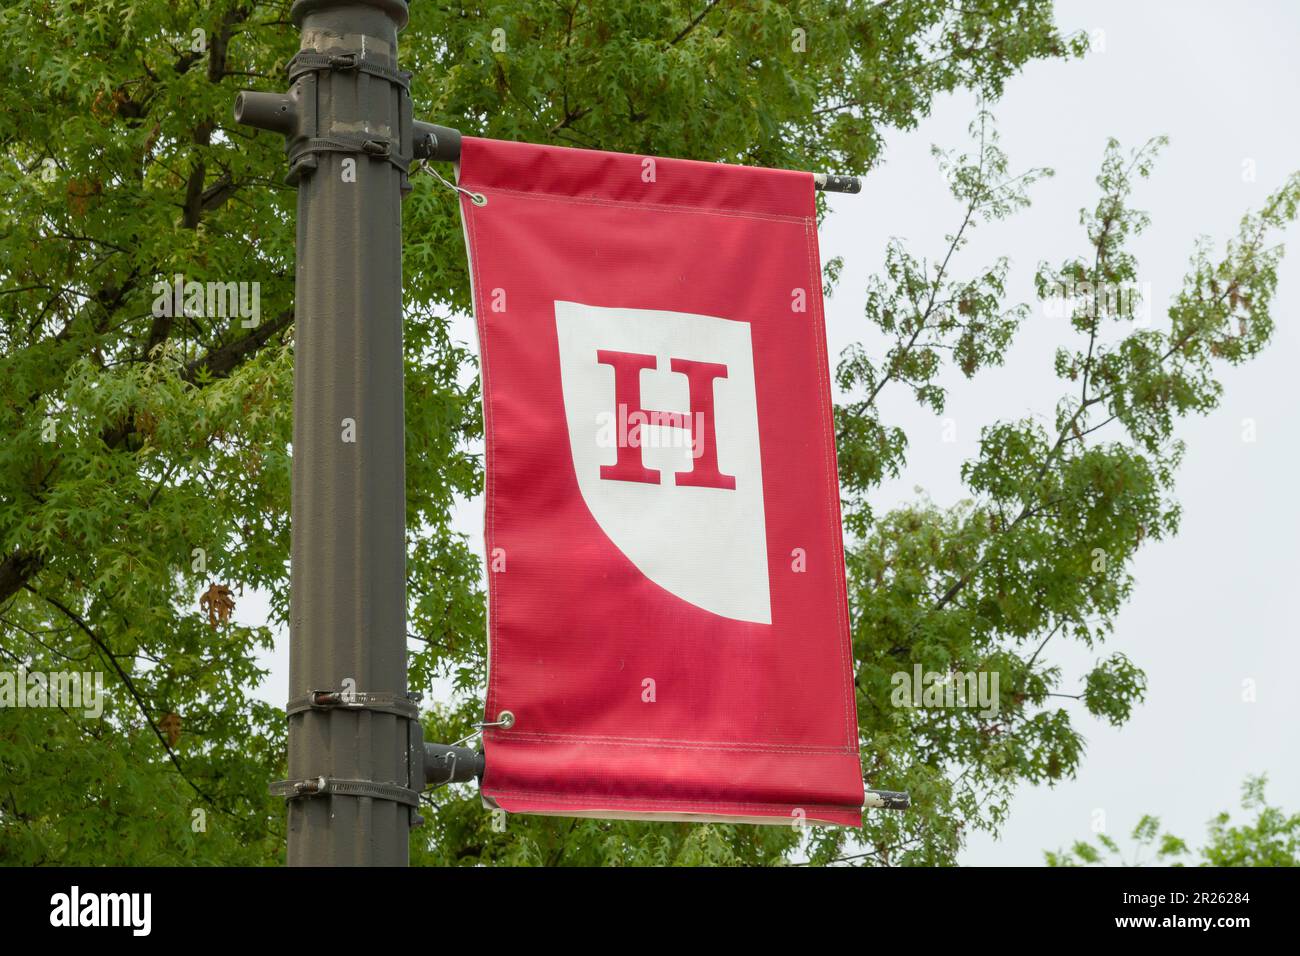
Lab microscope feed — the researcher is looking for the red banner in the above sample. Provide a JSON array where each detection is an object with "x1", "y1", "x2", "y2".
[{"x1": 458, "y1": 137, "x2": 863, "y2": 826}]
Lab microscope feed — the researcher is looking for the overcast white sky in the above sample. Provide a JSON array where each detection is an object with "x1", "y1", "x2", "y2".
[
  {"x1": 244, "y1": 0, "x2": 1300, "y2": 865},
  {"x1": 834, "y1": 0, "x2": 1300, "y2": 865}
]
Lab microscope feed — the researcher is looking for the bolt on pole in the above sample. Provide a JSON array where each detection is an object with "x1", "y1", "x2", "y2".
[{"x1": 237, "y1": 0, "x2": 418, "y2": 866}]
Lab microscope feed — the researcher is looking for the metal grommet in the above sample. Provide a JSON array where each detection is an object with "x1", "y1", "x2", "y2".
[
  {"x1": 423, "y1": 166, "x2": 487, "y2": 207},
  {"x1": 496, "y1": 710, "x2": 515, "y2": 729}
]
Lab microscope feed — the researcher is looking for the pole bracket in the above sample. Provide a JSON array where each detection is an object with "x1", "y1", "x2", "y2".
[
  {"x1": 270, "y1": 775, "x2": 421, "y2": 808},
  {"x1": 278, "y1": 689, "x2": 433, "y2": 827},
  {"x1": 235, "y1": 44, "x2": 416, "y2": 188}
]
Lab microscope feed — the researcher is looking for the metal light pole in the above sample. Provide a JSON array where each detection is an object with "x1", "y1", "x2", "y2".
[{"x1": 237, "y1": 0, "x2": 419, "y2": 866}]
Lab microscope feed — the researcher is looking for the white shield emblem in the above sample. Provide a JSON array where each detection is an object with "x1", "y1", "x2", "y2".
[{"x1": 554, "y1": 300, "x2": 771, "y2": 624}]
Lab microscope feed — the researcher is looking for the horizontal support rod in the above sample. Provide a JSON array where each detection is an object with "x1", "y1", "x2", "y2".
[
  {"x1": 812, "y1": 172, "x2": 862, "y2": 194},
  {"x1": 412, "y1": 120, "x2": 862, "y2": 193},
  {"x1": 233, "y1": 90, "x2": 297, "y2": 135},
  {"x1": 423, "y1": 742, "x2": 485, "y2": 787},
  {"x1": 864, "y1": 788, "x2": 910, "y2": 810},
  {"x1": 412, "y1": 121, "x2": 462, "y2": 162}
]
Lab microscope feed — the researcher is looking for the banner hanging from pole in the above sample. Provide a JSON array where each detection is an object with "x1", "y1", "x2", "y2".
[{"x1": 457, "y1": 137, "x2": 863, "y2": 826}]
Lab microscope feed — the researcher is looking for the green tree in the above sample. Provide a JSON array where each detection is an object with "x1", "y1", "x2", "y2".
[
  {"x1": 0, "y1": 0, "x2": 1292, "y2": 867},
  {"x1": 1046, "y1": 775, "x2": 1300, "y2": 866},
  {"x1": 828, "y1": 120, "x2": 1300, "y2": 866}
]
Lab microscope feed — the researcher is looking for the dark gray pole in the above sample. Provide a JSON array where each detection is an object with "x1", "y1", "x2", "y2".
[{"x1": 237, "y1": 0, "x2": 419, "y2": 866}]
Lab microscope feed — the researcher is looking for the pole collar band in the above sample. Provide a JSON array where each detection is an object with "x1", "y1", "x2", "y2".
[
  {"x1": 286, "y1": 688, "x2": 422, "y2": 720},
  {"x1": 270, "y1": 775, "x2": 421, "y2": 808}
]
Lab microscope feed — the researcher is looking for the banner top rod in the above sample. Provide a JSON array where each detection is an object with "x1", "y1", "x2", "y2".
[{"x1": 411, "y1": 122, "x2": 862, "y2": 194}]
